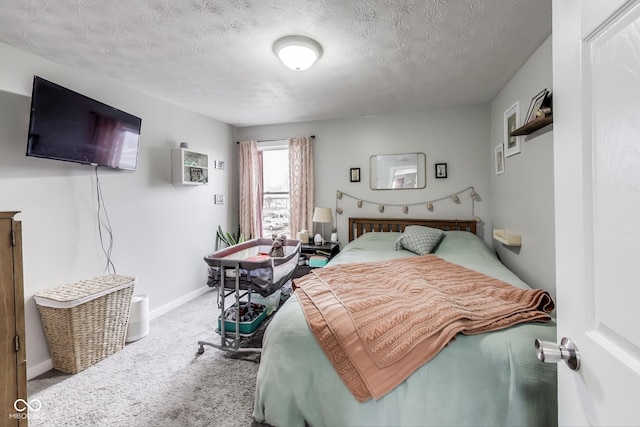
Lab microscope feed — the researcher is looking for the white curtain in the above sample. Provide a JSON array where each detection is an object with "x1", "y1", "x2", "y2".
[
  {"x1": 288, "y1": 137, "x2": 314, "y2": 238},
  {"x1": 238, "y1": 140, "x2": 262, "y2": 239}
]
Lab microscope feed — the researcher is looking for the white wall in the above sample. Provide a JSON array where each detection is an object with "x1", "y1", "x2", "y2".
[
  {"x1": 0, "y1": 43, "x2": 235, "y2": 378},
  {"x1": 237, "y1": 37, "x2": 556, "y2": 299},
  {"x1": 236, "y1": 104, "x2": 492, "y2": 244},
  {"x1": 489, "y1": 36, "x2": 555, "y2": 296}
]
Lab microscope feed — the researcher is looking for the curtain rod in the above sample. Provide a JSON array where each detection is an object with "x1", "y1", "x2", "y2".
[{"x1": 236, "y1": 135, "x2": 315, "y2": 144}]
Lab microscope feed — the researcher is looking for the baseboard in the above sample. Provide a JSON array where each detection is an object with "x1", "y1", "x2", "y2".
[
  {"x1": 149, "y1": 286, "x2": 213, "y2": 320},
  {"x1": 28, "y1": 358, "x2": 54, "y2": 380},
  {"x1": 27, "y1": 286, "x2": 213, "y2": 381}
]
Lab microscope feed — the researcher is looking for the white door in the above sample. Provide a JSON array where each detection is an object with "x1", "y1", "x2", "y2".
[{"x1": 553, "y1": 0, "x2": 640, "y2": 425}]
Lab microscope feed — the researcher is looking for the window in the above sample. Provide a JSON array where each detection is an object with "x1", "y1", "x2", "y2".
[{"x1": 260, "y1": 143, "x2": 290, "y2": 237}]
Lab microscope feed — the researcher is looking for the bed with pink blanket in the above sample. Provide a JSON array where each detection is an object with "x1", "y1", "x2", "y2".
[{"x1": 253, "y1": 218, "x2": 557, "y2": 427}]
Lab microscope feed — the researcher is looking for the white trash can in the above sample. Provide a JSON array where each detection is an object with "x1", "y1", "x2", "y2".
[{"x1": 126, "y1": 295, "x2": 149, "y2": 343}]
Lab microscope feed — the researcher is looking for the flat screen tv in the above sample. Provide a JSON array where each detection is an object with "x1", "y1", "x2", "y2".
[{"x1": 26, "y1": 76, "x2": 142, "y2": 170}]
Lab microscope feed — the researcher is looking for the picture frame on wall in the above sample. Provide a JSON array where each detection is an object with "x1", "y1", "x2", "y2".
[
  {"x1": 350, "y1": 167, "x2": 360, "y2": 182},
  {"x1": 214, "y1": 194, "x2": 225, "y2": 204},
  {"x1": 504, "y1": 102, "x2": 521, "y2": 157},
  {"x1": 435, "y1": 163, "x2": 447, "y2": 179},
  {"x1": 495, "y1": 144, "x2": 505, "y2": 175}
]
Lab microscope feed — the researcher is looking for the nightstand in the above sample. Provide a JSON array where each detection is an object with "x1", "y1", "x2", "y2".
[
  {"x1": 300, "y1": 242, "x2": 340, "y2": 259},
  {"x1": 292, "y1": 242, "x2": 340, "y2": 279}
]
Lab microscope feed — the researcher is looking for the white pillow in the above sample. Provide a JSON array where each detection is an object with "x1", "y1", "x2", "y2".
[{"x1": 394, "y1": 226, "x2": 445, "y2": 255}]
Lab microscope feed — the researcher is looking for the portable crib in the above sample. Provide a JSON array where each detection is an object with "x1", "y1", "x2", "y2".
[{"x1": 197, "y1": 238, "x2": 301, "y2": 356}]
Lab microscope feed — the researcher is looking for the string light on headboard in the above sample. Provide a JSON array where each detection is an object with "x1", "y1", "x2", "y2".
[{"x1": 334, "y1": 186, "x2": 479, "y2": 224}]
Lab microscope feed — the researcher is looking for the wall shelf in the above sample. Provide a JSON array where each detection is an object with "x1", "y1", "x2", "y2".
[
  {"x1": 493, "y1": 229, "x2": 522, "y2": 246},
  {"x1": 511, "y1": 115, "x2": 553, "y2": 136},
  {"x1": 171, "y1": 148, "x2": 209, "y2": 185}
]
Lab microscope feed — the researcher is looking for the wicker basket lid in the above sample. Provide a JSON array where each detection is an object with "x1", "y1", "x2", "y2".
[{"x1": 34, "y1": 274, "x2": 136, "y2": 308}]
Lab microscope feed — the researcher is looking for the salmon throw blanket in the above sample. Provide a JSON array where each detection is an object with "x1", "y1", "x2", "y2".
[{"x1": 293, "y1": 255, "x2": 554, "y2": 402}]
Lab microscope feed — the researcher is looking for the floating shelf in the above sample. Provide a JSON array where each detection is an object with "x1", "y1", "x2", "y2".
[
  {"x1": 511, "y1": 115, "x2": 553, "y2": 136},
  {"x1": 171, "y1": 148, "x2": 209, "y2": 186},
  {"x1": 493, "y1": 229, "x2": 522, "y2": 246}
]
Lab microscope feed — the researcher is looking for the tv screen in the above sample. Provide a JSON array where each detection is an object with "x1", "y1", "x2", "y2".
[{"x1": 26, "y1": 76, "x2": 142, "y2": 170}]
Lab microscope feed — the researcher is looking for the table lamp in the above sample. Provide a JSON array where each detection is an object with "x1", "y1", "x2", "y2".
[{"x1": 312, "y1": 207, "x2": 333, "y2": 244}]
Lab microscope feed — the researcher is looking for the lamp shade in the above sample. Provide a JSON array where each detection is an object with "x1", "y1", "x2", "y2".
[
  {"x1": 273, "y1": 36, "x2": 322, "y2": 71},
  {"x1": 312, "y1": 207, "x2": 333, "y2": 223}
]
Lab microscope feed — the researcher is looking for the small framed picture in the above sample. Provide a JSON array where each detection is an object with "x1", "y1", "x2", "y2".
[
  {"x1": 504, "y1": 102, "x2": 521, "y2": 157},
  {"x1": 350, "y1": 167, "x2": 360, "y2": 182},
  {"x1": 435, "y1": 163, "x2": 447, "y2": 179},
  {"x1": 215, "y1": 160, "x2": 225, "y2": 170},
  {"x1": 190, "y1": 167, "x2": 203, "y2": 182},
  {"x1": 495, "y1": 144, "x2": 505, "y2": 175},
  {"x1": 214, "y1": 194, "x2": 225, "y2": 204}
]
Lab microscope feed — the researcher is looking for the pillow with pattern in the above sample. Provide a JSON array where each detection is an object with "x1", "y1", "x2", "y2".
[{"x1": 394, "y1": 226, "x2": 445, "y2": 255}]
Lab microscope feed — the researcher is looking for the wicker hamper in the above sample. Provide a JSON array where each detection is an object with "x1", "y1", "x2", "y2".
[{"x1": 34, "y1": 275, "x2": 136, "y2": 374}]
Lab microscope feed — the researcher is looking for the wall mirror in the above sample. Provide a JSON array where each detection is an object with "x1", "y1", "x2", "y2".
[{"x1": 369, "y1": 153, "x2": 426, "y2": 190}]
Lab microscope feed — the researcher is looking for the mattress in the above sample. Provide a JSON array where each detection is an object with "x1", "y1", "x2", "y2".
[{"x1": 253, "y1": 231, "x2": 557, "y2": 427}]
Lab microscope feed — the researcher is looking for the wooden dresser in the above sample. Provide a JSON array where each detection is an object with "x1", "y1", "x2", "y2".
[{"x1": 1, "y1": 212, "x2": 27, "y2": 425}]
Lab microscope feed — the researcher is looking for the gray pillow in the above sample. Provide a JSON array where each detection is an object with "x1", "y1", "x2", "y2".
[{"x1": 394, "y1": 226, "x2": 445, "y2": 255}]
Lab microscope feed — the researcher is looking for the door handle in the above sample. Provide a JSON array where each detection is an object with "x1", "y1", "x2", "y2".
[{"x1": 534, "y1": 337, "x2": 581, "y2": 371}]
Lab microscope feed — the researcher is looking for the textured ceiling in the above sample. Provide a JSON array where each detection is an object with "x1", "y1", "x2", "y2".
[{"x1": 0, "y1": 0, "x2": 551, "y2": 127}]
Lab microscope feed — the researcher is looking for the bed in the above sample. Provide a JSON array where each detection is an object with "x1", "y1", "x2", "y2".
[{"x1": 252, "y1": 218, "x2": 557, "y2": 427}]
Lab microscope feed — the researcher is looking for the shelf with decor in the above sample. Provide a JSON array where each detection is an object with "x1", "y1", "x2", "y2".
[
  {"x1": 510, "y1": 114, "x2": 553, "y2": 136},
  {"x1": 171, "y1": 148, "x2": 209, "y2": 185},
  {"x1": 493, "y1": 229, "x2": 522, "y2": 246}
]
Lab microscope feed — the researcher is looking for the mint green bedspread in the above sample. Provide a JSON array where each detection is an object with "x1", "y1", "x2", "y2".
[{"x1": 253, "y1": 231, "x2": 557, "y2": 427}]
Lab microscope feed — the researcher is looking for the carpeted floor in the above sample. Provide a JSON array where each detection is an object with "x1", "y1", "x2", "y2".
[{"x1": 27, "y1": 289, "x2": 271, "y2": 427}]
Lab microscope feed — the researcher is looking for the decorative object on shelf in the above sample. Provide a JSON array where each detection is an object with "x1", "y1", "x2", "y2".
[
  {"x1": 493, "y1": 229, "x2": 522, "y2": 246},
  {"x1": 214, "y1": 194, "x2": 225, "y2": 204},
  {"x1": 215, "y1": 160, "x2": 225, "y2": 170},
  {"x1": 312, "y1": 207, "x2": 333, "y2": 243},
  {"x1": 495, "y1": 144, "x2": 505, "y2": 175},
  {"x1": 504, "y1": 102, "x2": 521, "y2": 157},
  {"x1": 273, "y1": 35, "x2": 323, "y2": 71},
  {"x1": 180, "y1": 142, "x2": 188, "y2": 149},
  {"x1": 335, "y1": 186, "x2": 479, "y2": 219},
  {"x1": 190, "y1": 167, "x2": 203, "y2": 182},
  {"x1": 512, "y1": 92, "x2": 553, "y2": 136},
  {"x1": 350, "y1": 167, "x2": 360, "y2": 182},
  {"x1": 524, "y1": 89, "x2": 548, "y2": 124},
  {"x1": 435, "y1": 163, "x2": 447, "y2": 179}
]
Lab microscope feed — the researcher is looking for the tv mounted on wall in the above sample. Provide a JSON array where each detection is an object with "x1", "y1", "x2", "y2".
[{"x1": 26, "y1": 76, "x2": 142, "y2": 170}]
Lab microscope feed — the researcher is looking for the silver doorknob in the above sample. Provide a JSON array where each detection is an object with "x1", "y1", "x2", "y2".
[{"x1": 534, "y1": 337, "x2": 580, "y2": 371}]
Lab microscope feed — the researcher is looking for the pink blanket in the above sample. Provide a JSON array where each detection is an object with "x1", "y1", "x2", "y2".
[{"x1": 294, "y1": 255, "x2": 554, "y2": 402}]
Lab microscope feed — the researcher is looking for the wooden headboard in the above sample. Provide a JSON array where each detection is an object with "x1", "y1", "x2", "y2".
[{"x1": 348, "y1": 217, "x2": 477, "y2": 242}]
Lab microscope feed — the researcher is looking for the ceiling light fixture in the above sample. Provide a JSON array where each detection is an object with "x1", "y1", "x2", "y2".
[{"x1": 273, "y1": 36, "x2": 322, "y2": 71}]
